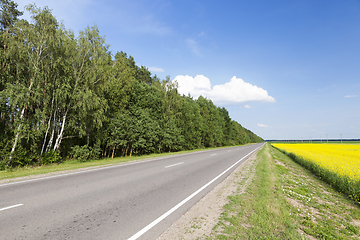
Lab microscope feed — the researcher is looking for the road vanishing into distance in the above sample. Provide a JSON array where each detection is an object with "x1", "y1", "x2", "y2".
[{"x1": 0, "y1": 143, "x2": 263, "y2": 240}]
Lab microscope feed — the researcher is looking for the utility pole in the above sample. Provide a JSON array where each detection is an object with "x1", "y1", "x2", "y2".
[{"x1": 326, "y1": 134, "x2": 328, "y2": 144}]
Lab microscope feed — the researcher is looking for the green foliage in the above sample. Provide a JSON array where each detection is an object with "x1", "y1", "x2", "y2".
[
  {"x1": 70, "y1": 145, "x2": 101, "y2": 162},
  {"x1": 216, "y1": 144, "x2": 299, "y2": 239},
  {"x1": 0, "y1": 0, "x2": 23, "y2": 32},
  {"x1": 6, "y1": 146, "x2": 36, "y2": 168},
  {"x1": 196, "y1": 96, "x2": 225, "y2": 147},
  {"x1": 40, "y1": 151, "x2": 61, "y2": 165},
  {"x1": 178, "y1": 96, "x2": 203, "y2": 149}
]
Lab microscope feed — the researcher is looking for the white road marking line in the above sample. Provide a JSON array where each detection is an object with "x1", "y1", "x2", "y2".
[
  {"x1": 165, "y1": 162, "x2": 184, "y2": 168},
  {"x1": 0, "y1": 204, "x2": 23, "y2": 212},
  {"x1": 128, "y1": 144, "x2": 263, "y2": 240},
  {"x1": 210, "y1": 153, "x2": 217, "y2": 156}
]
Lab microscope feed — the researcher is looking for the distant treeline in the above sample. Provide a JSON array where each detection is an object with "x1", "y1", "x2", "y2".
[{"x1": 0, "y1": 2, "x2": 263, "y2": 169}]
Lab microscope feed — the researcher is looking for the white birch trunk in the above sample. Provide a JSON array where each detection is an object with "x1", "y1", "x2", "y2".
[
  {"x1": 8, "y1": 107, "x2": 25, "y2": 162},
  {"x1": 8, "y1": 81, "x2": 34, "y2": 164},
  {"x1": 41, "y1": 94, "x2": 55, "y2": 155},
  {"x1": 45, "y1": 108, "x2": 57, "y2": 153},
  {"x1": 53, "y1": 111, "x2": 68, "y2": 152}
]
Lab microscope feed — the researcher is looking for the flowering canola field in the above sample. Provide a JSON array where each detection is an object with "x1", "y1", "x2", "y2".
[{"x1": 272, "y1": 143, "x2": 360, "y2": 202}]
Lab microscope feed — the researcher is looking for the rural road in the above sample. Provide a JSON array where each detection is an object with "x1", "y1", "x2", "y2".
[{"x1": 0, "y1": 143, "x2": 263, "y2": 240}]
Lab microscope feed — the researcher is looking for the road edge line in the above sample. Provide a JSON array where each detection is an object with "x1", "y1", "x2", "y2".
[{"x1": 0, "y1": 204, "x2": 23, "y2": 212}]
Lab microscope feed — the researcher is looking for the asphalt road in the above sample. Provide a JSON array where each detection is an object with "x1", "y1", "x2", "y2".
[{"x1": 0, "y1": 143, "x2": 263, "y2": 240}]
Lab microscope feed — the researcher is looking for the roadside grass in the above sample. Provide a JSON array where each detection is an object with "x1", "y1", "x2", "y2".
[
  {"x1": 0, "y1": 145, "x2": 251, "y2": 181},
  {"x1": 211, "y1": 143, "x2": 360, "y2": 239},
  {"x1": 211, "y1": 143, "x2": 299, "y2": 239}
]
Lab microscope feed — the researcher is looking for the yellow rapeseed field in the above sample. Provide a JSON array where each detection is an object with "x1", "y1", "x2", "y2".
[{"x1": 272, "y1": 143, "x2": 360, "y2": 201}]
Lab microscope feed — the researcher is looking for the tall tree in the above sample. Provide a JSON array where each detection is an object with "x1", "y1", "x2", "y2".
[
  {"x1": 0, "y1": 0, "x2": 22, "y2": 59},
  {"x1": 0, "y1": 0, "x2": 22, "y2": 155},
  {"x1": 219, "y1": 107, "x2": 233, "y2": 145},
  {"x1": 196, "y1": 96, "x2": 225, "y2": 147},
  {"x1": 5, "y1": 4, "x2": 61, "y2": 165},
  {"x1": 156, "y1": 78, "x2": 183, "y2": 152},
  {"x1": 178, "y1": 95, "x2": 203, "y2": 149},
  {"x1": 48, "y1": 25, "x2": 111, "y2": 153},
  {"x1": 106, "y1": 52, "x2": 136, "y2": 117}
]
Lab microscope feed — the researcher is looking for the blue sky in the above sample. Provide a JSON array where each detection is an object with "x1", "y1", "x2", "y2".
[{"x1": 16, "y1": 0, "x2": 360, "y2": 140}]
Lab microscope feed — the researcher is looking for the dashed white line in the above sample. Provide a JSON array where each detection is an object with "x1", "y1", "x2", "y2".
[
  {"x1": 165, "y1": 162, "x2": 184, "y2": 168},
  {"x1": 0, "y1": 148, "x2": 224, "y2": 188},
  {"x1": 210, "y1": 153, "x2": 217, "y2": 156},
  {"x1": 0, "y1": 204, "x2": 23, "y2": 212}
]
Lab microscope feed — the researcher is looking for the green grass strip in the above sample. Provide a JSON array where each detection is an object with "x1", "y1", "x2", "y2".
[{"x1": 215, "y1": 143, "x2": 299, "y2": 239}]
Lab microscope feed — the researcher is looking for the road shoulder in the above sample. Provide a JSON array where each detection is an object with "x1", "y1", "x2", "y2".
[{"x1": 157, "y1": 148, "x2": 260, "y2": 239}]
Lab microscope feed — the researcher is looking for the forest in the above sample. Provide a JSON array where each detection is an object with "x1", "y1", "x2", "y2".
[{"x1": 0, "y1": 1, "x2": 263, "y2": 170}]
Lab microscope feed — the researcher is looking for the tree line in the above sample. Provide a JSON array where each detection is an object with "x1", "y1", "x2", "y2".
[{"x1": 0, "y1": 1, "x2": 263, "y2": 170}]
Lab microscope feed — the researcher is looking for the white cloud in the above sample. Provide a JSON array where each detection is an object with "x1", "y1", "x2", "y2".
[
  {"x1": 345, "y1": 95, "x2": 358, "y2": 98},
  {"x1": 148, "y1": 67, "x2": 164, "y2": 73},
  {"x1": 173, "y1": 75, "x2": 276, "y2": 104},
  {"x1": 244, "y1": 105, "x2": 251, "y2": 109},
  {"x1": 173, "y1": 75, "x2": 211, "y2": 98},
  {"x1": 258, "y1": 124, "x2": 268, "y2": 128}
]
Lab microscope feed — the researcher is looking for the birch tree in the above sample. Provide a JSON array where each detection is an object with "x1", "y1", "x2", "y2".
[
  {"x1": 0, "y1": 0, "x2": 22, "y2": 161},
  {"x1": 48, "y1": 25, "x2": 110, "y2": 153},
  {"x1": 6, "y1": 4, "x2": 61, "y2": 165}
]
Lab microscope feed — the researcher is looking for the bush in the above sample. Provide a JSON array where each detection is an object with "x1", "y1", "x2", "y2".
[
  {"x1": 40, "y1": 151, "x2": 61, "y2": 165},
  {"x1": 70, "y1": 145, "x2": 100, "y2": 162},
  {"x1": 7, "y1": 146, "x2": 35, "y2": 168},
  {"x1": 0, "y1": 159, "x2": 7, "y2": 171}
]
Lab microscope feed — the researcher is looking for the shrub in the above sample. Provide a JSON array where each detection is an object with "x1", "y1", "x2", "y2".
[
  {"x1": 6, "y1": 146, "x2": 36, "y2": 169},
  {"x1": 40, "y1": 151, "x2": 61, "y2": 165},
  {"x1": 70, "y1": 145, "x2": 100, "y2": 162}
]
